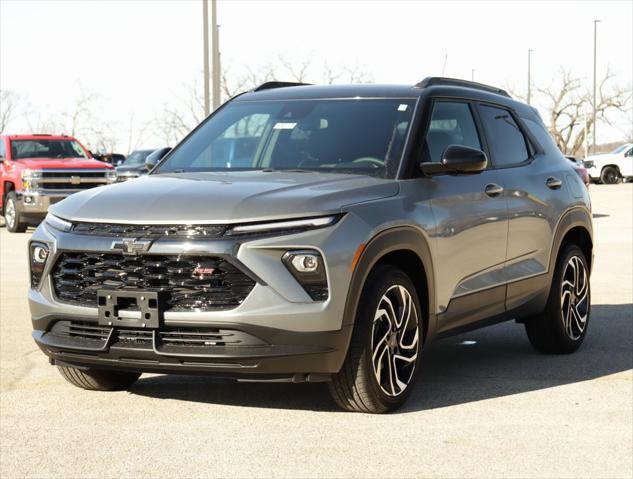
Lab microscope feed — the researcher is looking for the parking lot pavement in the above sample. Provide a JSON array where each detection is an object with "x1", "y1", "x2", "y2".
[{"x1": 1, "y1": 184, "x2": 631, "y2": 479}]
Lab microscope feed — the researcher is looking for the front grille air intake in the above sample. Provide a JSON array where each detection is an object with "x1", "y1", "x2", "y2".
[{"x1": 52, "y1": 253, "x2": 256, "y2": 311}]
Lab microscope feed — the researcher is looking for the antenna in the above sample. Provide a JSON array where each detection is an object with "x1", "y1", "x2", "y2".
[{"x1": 441, "y1": 54, "x2": 448, "y2": 76}]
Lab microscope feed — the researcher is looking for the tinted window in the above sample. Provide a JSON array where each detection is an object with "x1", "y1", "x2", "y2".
[
  {"x1": 157, "y1": 99, "x2": 416, "y2": 179},
  {"x1": 479, "y1": 105, "x2": 529, "y2": 166},
  {"x1": 0, "y1": 140, "x2": 5, "y2": 158},
  {"x1": 10, "y1": 140, "x2": 88, "y2": 159},
  {"x1": 425, "y1": 102, "x2": 481, "y2": 162}
]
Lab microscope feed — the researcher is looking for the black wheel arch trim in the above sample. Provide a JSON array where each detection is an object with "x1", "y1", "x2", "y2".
[{"x1": 341, "y1": 226, "x2": 437, "y2": 341}]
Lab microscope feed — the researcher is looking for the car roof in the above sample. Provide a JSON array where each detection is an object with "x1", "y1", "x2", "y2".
[{"x1": 233, "y1": 78, "x2": 532, "y2": 116}]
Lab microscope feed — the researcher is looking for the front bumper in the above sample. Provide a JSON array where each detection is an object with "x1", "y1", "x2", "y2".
[
  {"x1": 17, "y1": 191, "x2": 70, "y2": 217},
  {"x1": 33, "y1": 318, "x2": 351, "y2": 378},
  {"x1": 29, "y1": 213, "x2": 372, "y2": 377}
]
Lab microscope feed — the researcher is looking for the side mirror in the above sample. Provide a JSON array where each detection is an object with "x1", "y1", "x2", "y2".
[
  {"x1": 420, "y1": 145, "x2": 487, "y2": 175},
  {"x1": 145, "y1": 147, "x2": 172, "y2": 171}
]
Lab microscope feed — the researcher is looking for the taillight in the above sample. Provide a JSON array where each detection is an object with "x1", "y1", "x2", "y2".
[{"x1": 574, "y1": 166, "x2": 591, "y2": 188}]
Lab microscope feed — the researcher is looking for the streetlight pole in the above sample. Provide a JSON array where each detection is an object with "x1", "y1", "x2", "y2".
[
  {"x1": 527, "y1": 49, "x2": 533, "y2": 105},
  {"x1": 592, "y1": 19, "x2": 600, "y2": 154},
  {"x1": 202, "y1": 0, "x2": 210, "y2": 117},
  {"x1": 211, "y1": 0, "x2": 221, "y2": 110}
]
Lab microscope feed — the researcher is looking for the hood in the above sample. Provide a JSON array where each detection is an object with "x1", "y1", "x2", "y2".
[
  {"x1": 50, "y1": 171, "x2": 399, "y2": 224},
  {"x1": 15, "y1": 158, "x2": 111, "y2": 169}
]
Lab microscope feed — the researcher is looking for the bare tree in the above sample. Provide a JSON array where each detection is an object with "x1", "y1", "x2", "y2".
[
  {"x1": 0, "y1": 90, "x2": 21, "y2": 133},
  {"x1": 526, "y1": 69, "x2": 631, "y2": 156}
]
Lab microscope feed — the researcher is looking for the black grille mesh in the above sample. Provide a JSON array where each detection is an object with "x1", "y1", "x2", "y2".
[{"x1": 52, "y1": 253, "x2": 255, "y2": 311}]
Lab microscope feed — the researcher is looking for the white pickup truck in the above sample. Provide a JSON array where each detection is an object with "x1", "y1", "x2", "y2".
[{"x1": 584, "y1": 143, "x2": 633, "y2": 184}]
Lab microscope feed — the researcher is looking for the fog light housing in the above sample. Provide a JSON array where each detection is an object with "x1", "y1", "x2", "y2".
[
  {"x1": 30, "y1": 242, "x2": 49, "y2": 288},
  {"x1": 282, "y1": 250, "x2": 328, "y2": 301}
]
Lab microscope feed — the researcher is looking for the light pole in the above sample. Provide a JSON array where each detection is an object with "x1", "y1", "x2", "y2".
[
  {"x1": 202, "y1": 0, "x2": 210, "y2": 116},
  {"x1": 527, "y1": 49, "x2": 533, "y2": 105},
  {"x1": 592, "y1": 19, "x2": 600, "y2": 154},
  {"x1": 202, "y1": 0, "x2": 221, "y2": 115},
  {"x1": 211, "y1": 0, "x2": 221, "y2": 110}
]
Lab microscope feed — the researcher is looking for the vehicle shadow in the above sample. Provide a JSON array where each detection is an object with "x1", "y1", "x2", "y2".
[{"x1": 129, "y1": 304, "x2": 633, "y2": 413}]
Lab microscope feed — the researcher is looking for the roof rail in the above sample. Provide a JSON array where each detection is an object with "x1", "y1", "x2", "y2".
[
  {"x1": 415, "y1": 77, "x2": 511, "y2": 98},
  {"x1": 253, "y1": 81, "x2": 312, "y2": 92}
]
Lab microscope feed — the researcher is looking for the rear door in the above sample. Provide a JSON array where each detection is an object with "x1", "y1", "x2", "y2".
[
  {"x1": 475, "y1": 104, "x2": 561, "y2": 311},
  {"x1": 417, "y1": 100, "x2": 509, "y2": 332}
]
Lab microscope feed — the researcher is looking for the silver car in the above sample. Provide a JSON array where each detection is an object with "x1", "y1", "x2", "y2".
[{"x1": 29, "y1": 78, "x2": 593, "y2": 413}]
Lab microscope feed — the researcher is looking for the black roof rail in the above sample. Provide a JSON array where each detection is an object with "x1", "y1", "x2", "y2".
[
  {"x1": 415, "y1": 77, "x2": 511, "y2": 98},
  {"x1": 253, "y1": 81, "x2": 312, "y2": 92}
]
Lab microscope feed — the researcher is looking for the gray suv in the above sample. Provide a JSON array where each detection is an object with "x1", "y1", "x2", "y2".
[{"x1": 29, "y1": 78, "x2": 593, "y2": 413}]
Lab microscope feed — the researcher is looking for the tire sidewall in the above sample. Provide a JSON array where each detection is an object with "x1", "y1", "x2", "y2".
[
  {"x1": 548, "y1": 244, "x2": 591, "y2": 348},
  {"x1": 358, "y1": 266, "x2": 424, "y2": 409},
  {"x1": 601, "y1": 166, "x2": 620, "y2": 185},
  {"x1": 4, "y1": 193, "x2": 18, "y2": 232}
]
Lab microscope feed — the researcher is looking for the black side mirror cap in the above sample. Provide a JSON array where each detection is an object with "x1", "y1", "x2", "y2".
[{"x1": 420, "y1": 144, "x2": 487, "y2": 176}]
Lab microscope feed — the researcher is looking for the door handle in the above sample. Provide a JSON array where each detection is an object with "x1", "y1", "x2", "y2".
[
  {"x1": 484, "y1": 183, "x2": 504, "y2": 197},
  {"x1": 546, "y1": 177, "x2": 563, "y2": 189}
]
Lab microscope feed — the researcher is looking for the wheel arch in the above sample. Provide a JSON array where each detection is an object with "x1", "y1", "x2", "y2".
[
  {"x1": 550, "y1": 207, "x2": 594, "y2": 274},
  {"x1": 342, "y1": 226, "x2": 437, "y2": 344}
]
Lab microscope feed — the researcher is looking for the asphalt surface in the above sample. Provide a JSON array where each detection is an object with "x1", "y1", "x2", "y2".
[{"x1": 1, "y1": 184, "x2": 631, "y2": 479}]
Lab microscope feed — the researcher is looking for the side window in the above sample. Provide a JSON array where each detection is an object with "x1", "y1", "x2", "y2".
[
  {"x1": 625, "y1": 148, "x2": 633, "y2": 158},
  {"x1": 424, "y1": 102, "x2": 481, "y2": 163},
  {"x1": 479, "y1": 105, "x2": 529, "y2": 167},
  {"x1": 0, "y1": 140, "x2": 5, "y2": 158}
]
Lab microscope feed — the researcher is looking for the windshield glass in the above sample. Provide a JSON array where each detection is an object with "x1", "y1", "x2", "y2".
[
  {"x1": 11, "y1": 139, "x2": 88, "y2": 159},
  {"x1": 611, "y1": 144, "x2": 631, "y2": 154},
  {"x1": 123, "y1": 150, "x2": 153, "y2": 166},
  {"x1": 156, "y1": 98, "x2": 416, "y2": 179}
]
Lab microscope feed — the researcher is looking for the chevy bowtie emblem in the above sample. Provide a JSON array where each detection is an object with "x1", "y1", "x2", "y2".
[{"x1": 111, "y1": 238, "x2": 152, "y2": 255}]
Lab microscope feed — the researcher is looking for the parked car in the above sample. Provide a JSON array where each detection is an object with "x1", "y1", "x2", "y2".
[
  {"x1": 29, "y1": 79, "x2": 593, "y2": 413},
  {"x1": 584, "y1": 143, "x2": 633, "y2": 184},
  {"x1": 0, "y1": 134, "x2": 115, "y2": 232},
  {"x1": 93, "y1": 152, "x2": 126, "y2": 167},
  {"x1": 565, "y1": 155, "x2": 591, "y2": 188},
  {"x1": 116, "y1": 147, "x2": 171, "y2": 181}
]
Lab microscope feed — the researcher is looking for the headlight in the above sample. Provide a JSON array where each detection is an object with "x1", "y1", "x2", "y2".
[
  {"x1": 29, "y1": 242, "x2": 49, "y2": 288},
  {"x1": 226, "y1": 215, "x2": 341, "y2": 236},
  {"x1": 105, "y1": 169, "x2": 117, "y2": 183},
  {"x1": 21, "y1": 169, "x2": 42, "y2": 190},
  {"x1": 45, "y1": 213, "x2": 72, "y2": 232},
  {"x1": 282, "y1": 250, "x2": 328, "y2": 301}
]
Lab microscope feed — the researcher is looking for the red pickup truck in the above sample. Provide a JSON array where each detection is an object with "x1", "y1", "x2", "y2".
[{"x1": 0, "y1": 134, "x2": 115, "y2": 232}]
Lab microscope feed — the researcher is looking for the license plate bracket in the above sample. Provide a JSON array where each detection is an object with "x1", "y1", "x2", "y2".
[{"x1": 97, "y1": 290, "x2": 166, "y2": 329}]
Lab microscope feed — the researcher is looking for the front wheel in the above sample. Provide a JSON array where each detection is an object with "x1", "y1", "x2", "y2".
[
  {"x1": 329, "y1": 265, "x2": 423, "y2": 413},
  {"x1": 57, "y1": 365, "x2": 141, "y2": 391},
  {"x1": 600, "y1": 166, "x2": 621, "y2": 185},
  {"x1": 4, "y1": 192, "x2": 28, "y2": 233},
  {"x1": 525, "y1": 243, "x2": 590, "y2": 354}
]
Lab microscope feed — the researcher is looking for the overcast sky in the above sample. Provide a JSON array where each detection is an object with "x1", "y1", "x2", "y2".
[{"x1": 1, "y1": 0, "x2": 631, "y2": 150}]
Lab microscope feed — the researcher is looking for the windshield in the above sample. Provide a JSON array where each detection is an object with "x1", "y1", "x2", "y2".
[
  {"x1": 156, "y1": 98, "x2": 416, "y2": 179},
  {"x1": 11, "y1": 139, "x2": 88, "y2": 160},
  {"x1": 123, "y1": 150, "x2": 154, "y2": 166},
  {"x1": 611, "y1": 144, "x2": 632, "y2": 154}
]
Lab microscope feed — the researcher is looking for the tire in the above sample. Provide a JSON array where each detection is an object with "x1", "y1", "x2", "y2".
[
  {"x1": 57, "y1": 365, "x2": 141, "y2": 391},
  {"x1": 4, "y1": 191, "x2": 28, "y2": 233},
  {"x1": 600, "y1": 166, "x2": 621, "y2": 185},
  {"x1": 329, "y1": 264, "x2": 423, "y2": 413},
  {"x1": 525, "y1": 243, "x2": 591, "y2": 354}
]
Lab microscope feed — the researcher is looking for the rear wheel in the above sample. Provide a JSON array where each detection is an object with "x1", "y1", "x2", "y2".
[
  {"x1": 329, "y1": 265, "x2": 423, "y2": 413},
  {"x1": 600, "y1": 166, "x2": 621, "y2": 184},
  {"x1": 525, "y1": 243, "x2": 590, "y2": 354},
  {"x1": 4, "y1": 192, "x2": 28, "y2": 233},
  {"x1": 57, "y1": 365, "x2": 141, "y2": 391}
]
